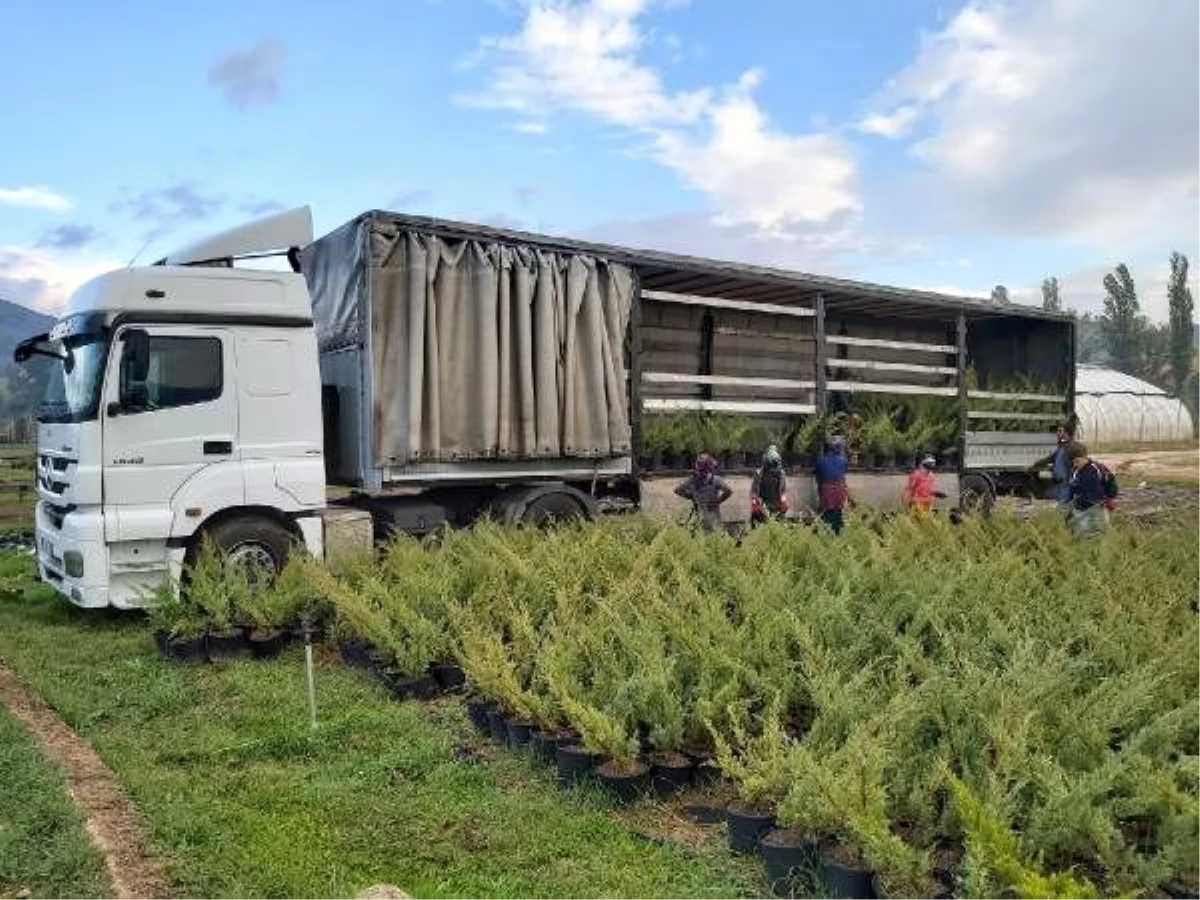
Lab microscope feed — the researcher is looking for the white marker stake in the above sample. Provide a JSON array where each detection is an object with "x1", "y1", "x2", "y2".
[{"x1": 302, "y1": 618, "x2": 318, "y2": 730}]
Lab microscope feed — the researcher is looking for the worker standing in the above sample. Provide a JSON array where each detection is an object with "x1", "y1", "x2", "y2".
[
  {"x1": 750, "y1": 444, "x2": 789, "y2": 526},
  {"x1": 813, "y1": 435, "x2": 851, "y2": 534},
  {"x1": 1027, "y1": 421, "x2": 1074, "y2": 506},
  {"x1": 674, "y1": 453, "x2": 733, "y2": 532},
  {"x1": 904, "y1": 454, "x2": 945, "y2": 514},
  {"x1": 1065, "y1": 442, "x2": 1112, "y2": 537}
]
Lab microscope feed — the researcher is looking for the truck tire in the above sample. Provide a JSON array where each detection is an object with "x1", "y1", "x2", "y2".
[
  {"x1": 521, "y1": 491, "x2": 590, "y2": 526},
  {"x1": 197, "y1": 516, "x2": 296, "y2": 583},
  {"x1": 959, "y1": 474, "x2": 996, "y2": 515}
]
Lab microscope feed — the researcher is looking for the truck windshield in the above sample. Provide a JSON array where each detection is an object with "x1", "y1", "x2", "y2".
[{"x1": 38, "y1": 332, "x2": 109, "y2": 424}]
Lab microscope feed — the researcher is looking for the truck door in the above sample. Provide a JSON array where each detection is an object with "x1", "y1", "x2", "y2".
[{"x1": 102, "y1": 326, "x2": 242, "y2": 542}]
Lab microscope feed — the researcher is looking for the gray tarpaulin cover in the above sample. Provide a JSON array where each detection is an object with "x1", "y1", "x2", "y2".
[{"x1": 305, "y1": 216, "x2": 633, "y2": 466}]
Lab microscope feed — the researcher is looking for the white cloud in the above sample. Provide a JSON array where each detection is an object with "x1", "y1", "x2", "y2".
[
  {"x1": 860, "y1": 0, "x2": 1199, "y2": 250},
  {"x1": 511, "y1": 120, "x2": 549, "y2": 135},
  {"x1": 463, "y1": 0, "x2": 860, "y2": 234},
  {"x1": 858, "y1": 104, "x2": 920, "y2": 138},
  {"x1": 0, "y1": 186, "x2": 71, "y2": 211},
  {"x1": 0, "y1": 246, "x2": 121, "y2": 315},
  {"x1": 1009, "y1": 258, "x2": 1200, "y2": 322}
]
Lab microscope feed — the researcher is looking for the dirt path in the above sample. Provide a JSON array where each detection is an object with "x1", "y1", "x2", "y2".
[
  {"x1": 0, "y1": 665, "x2": 171, "y2": 899},
  {"x1": 1100, "y1": 447, "x2": 1198, "y2": 482}
]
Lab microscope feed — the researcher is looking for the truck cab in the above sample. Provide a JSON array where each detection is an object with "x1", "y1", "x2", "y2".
[{"x1": 16, "y1": 208, "x2": 325, "y2": 608}]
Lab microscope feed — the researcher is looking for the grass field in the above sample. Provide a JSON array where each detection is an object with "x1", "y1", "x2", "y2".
[
  {"x1": 0, "y1": 551, "x2": 762, "y2": 899},
  {"x1": 0, "y1": 703, "x2": 111, "y2": 898}
]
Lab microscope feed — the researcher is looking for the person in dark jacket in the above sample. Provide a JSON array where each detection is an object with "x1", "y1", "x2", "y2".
[
  {"x1": 1065, "y1": 442, "x2": 1110, "y2": 537},
  {"x1": 750, "y1": 444, "x2": 788, "y2": 525},
  {"x1": 675, "y1": 453, "x2": 732, "y2": 532},
  {"x1": 1028, "y1": 421, "x2": 1075, "y2": 506},
  {"x1": 813, "y1": 434, "x2": 851, "y2": 534}
]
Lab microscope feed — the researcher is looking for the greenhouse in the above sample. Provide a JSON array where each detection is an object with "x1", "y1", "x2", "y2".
[{"x1": 1074, "y1": 364, "x2": 1195, "y2": 444}]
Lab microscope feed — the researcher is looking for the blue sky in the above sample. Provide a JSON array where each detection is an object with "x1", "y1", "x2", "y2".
[{"x1": 2, "y1": 0, "x2": 1196, "y2": 320}]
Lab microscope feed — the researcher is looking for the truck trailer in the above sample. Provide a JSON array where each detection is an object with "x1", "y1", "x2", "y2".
[{"x1": 15, "y1": 206, "x2": 1075, "y2": 609}]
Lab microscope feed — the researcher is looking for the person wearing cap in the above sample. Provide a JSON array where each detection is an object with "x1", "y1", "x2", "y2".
[
  {"x1": 813, "y1": 433, "x2": 851, "y2": 534},
  {"x1": 1065, "y1": 442, "x2": 1110, "y2": 537},
  {"x1": 674, "y1": 452, "x2": 733, "y2": 532},
  {"x1": 750, "y1": 444, "x2": 789, "y2": 525},
  {"x1": 1027, "y1": 420, "x2": 1075, "y2": 506},
  {"x1": 904, "y1": 454, "x2": 945, "y2": 514}
]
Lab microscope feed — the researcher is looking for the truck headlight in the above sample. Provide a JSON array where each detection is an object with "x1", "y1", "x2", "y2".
[{"x1": 64, "y1": 550, "x2": 84, "y2": 578}]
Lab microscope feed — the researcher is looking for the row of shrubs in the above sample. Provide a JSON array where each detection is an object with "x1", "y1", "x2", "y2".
[{"x1": 147, "y1": 510, "x2": 1199, "y2": 899}]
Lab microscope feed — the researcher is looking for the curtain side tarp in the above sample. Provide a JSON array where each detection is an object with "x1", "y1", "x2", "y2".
[
  {"x1": 300, "y1": 217, "x2": 369, "y2": 352},
  {"x1": 368, "y1": 224, "x2": 633, "y2": 465}
]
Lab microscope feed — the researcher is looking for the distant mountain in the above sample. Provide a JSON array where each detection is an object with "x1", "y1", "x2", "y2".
[
  {"x1": 0, "y1": 298, "x2": 53, "y2": 363},
  {"x1": 0, "y1": 299, "x2": 55, "y2": 423}
]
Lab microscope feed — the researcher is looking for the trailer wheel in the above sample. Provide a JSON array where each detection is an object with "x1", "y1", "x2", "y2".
[
  {"x1": 195, "y1": 516, "x2": 295, "y2": 584},
  {"x1": 521, "y1": 491, "x2": 590, "y2": 526},
  {"x1": 959, "y1": 474, "x2": 996, "y2": 515}
]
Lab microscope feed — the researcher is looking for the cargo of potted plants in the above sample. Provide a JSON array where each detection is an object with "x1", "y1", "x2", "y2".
[
  {"x1": 145, "y1": 577, "x2": 208, "y2": 663},
  {"x1": 575, "y1": 712, "x2": 649, "y2": 804},
  {"x1": 181, "y1": 541, "x2": 251, "y2": 663},
  {"x1": 233, "y1": 554, "x2": 317, "y2": 659}
]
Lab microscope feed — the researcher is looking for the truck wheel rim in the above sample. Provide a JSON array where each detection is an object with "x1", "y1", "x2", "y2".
[{"x1": 227, "y1": 543, "x2": 278, "y2": 582}]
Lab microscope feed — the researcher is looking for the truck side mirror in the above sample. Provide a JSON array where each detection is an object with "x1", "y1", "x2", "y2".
[
  {"x1": 113, "y1": 329, "x2": 151, "y2": 414},
  {"x1": 122, "y1": 329, "x2": 151, "y2": 383}
]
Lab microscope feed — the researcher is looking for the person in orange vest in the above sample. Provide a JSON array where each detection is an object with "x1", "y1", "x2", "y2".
[{"x1": 903, "y1": 454, "x2": 945, "y2": 513}]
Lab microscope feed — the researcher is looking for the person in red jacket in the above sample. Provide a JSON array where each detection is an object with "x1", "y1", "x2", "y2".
[{"x1": 903, "y1": 454, "x2": 944, "y2": 513}]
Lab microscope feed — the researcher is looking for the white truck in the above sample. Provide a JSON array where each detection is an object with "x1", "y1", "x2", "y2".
[{"x1": 15, "y1": 206, "x2": 1075, "y2": 608}]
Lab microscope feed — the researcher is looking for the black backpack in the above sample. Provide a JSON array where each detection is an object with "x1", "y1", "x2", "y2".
[{"x1": 758, "y1": 466, "x2": 784, "y2": 505}]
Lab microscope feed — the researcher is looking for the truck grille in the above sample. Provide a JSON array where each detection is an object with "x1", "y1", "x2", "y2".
[
  {"x1": 37, "y1": 454, "x2": 71, "y2": 496},
  {"x1": 45, "y1": 504, "x2": 68, "y2": 530}
]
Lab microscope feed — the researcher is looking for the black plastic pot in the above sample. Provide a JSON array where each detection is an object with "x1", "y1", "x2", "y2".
[
  {"x1": 339, "y1": 639, "x2": 373, "y2": 669},
  {"x1": 726, "y1": 801, "x2": 776, "y2": 854},
  {"x1": 380, "y1": 669, "x2": 437, "y2": 700},
  {"x1": 206, "y1": 629, "x2": 247, "y2": 663},
  {"x1": 555, "y1": 744, "x2": 603, "y2": 789},
  {"x1": 530, "y1": 729, "x2": 574, "y2": 765},
  {"x1": 465, "y1": 697, "x2": 496, "y2": 735},
  {"x1": 595, "y1": 759, "x2": 651, "y2": 804},
  {"x1": 681, "y1": 804, "x2": 727, "y2": 825},
  {"x1": 505, "y1": 718, "x2": 536, "y2": 748},
  {"x1": 761, "y1": 829, "x2": 819, "y2": 897},
  {"x1": 154, "y1": 629, "x2": 207, "y2": 663},
  {"x1": 648, "y1": 750, "x2": 694, "y2": 796},
  {"x1": 430, "y1": 661, "x2": 466, "y2": 692},
  {"x1": 248, "y1": 628, "x2": 289, "y2": 659},
  {"x1": 821, "y1": 844, "x2": 876, "y2": 899},
  {"x1": 1161, "y1": 883, "x2": 1200, "y2": 900},
  {"x1": 486, "y1": 708, "x2": 509, "y2": 744},
  {"x1": 692, "y1": 760, "x2": 723, "y2": 787}
]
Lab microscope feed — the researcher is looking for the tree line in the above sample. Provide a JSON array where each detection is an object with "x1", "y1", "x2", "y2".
[{"x1": 994, "y1": 253, "x2": 1198, "y2": 429}]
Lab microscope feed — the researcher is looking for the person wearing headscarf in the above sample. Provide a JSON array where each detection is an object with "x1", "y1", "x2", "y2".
[
  {"x1": 674, "y1": 452, "x2": 733, "y2": 532},
  {"x1": 904, "y1": 454, "x2": 945, "y2": 514},
  {"x1": 750, "y1": 444, "x2": 789, "y2": 525},
  {"x1": 813, "y1": 434, "x2": 851, "y2": 534}
]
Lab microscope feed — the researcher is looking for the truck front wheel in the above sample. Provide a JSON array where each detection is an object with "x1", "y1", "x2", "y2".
[{"x1": 196, "y1": 516, "x2": 296, "y2": 583}]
